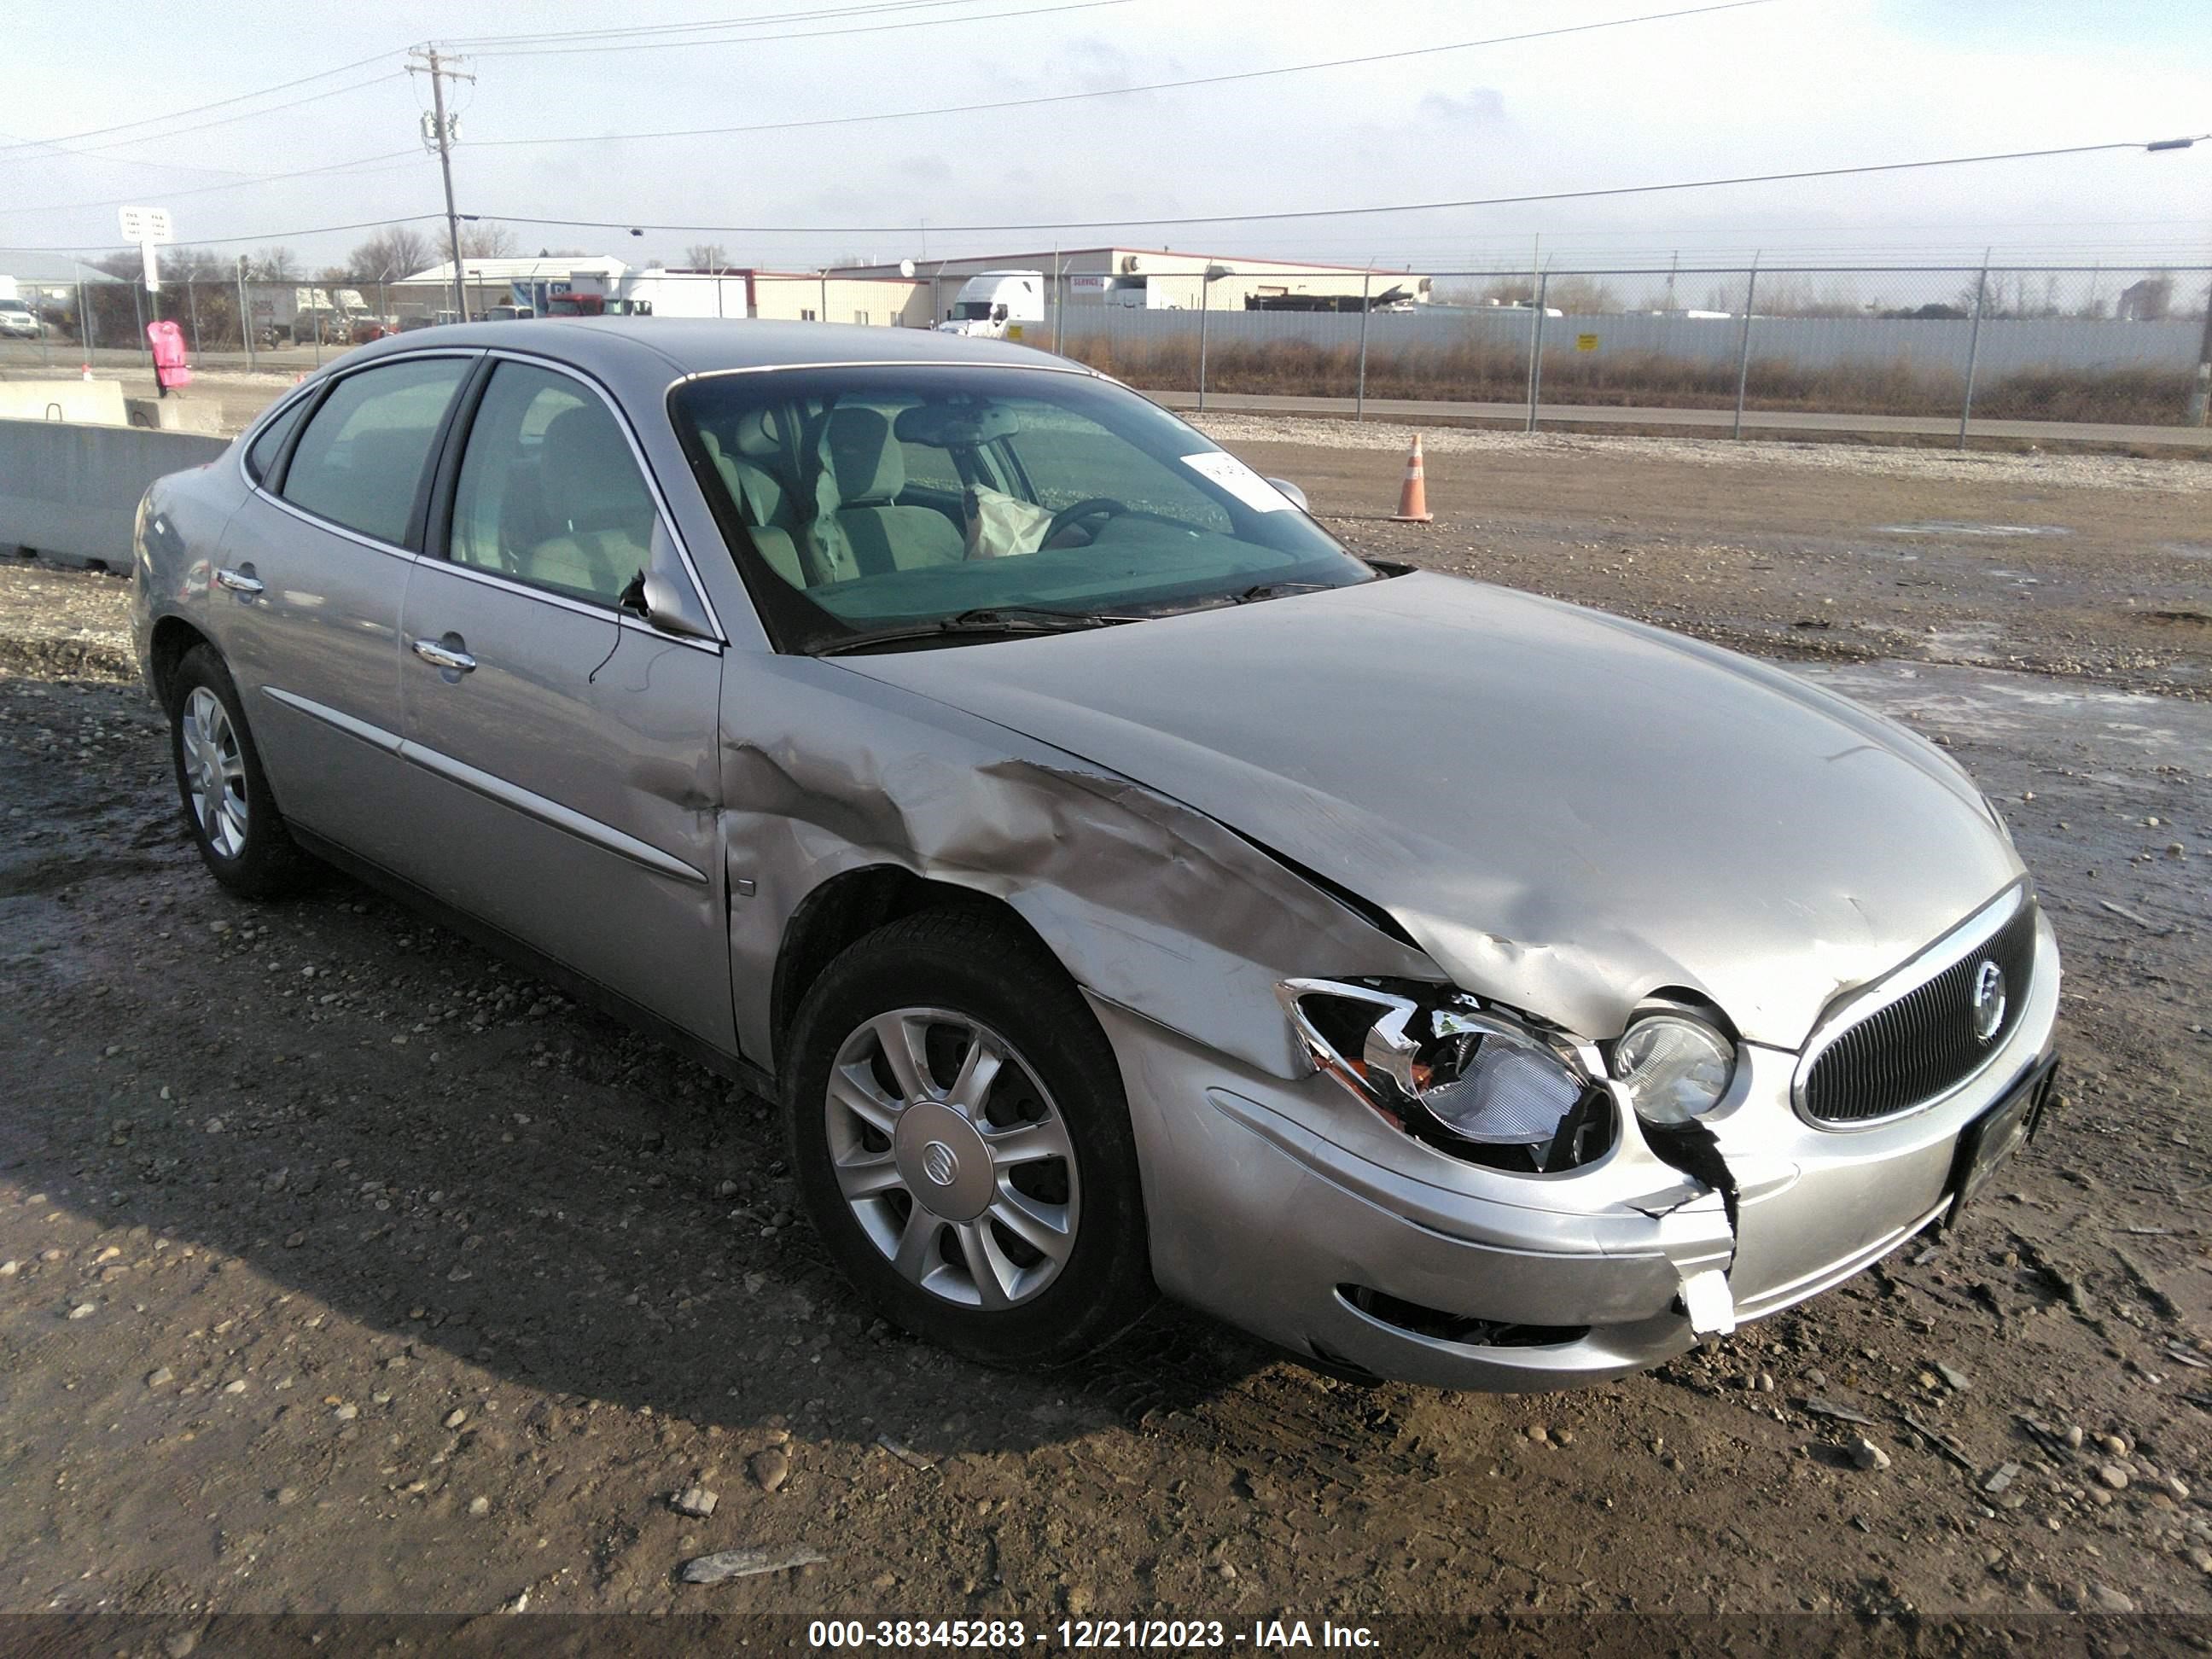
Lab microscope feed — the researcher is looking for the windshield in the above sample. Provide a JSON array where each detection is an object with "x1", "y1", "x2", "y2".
[
  {"x1": 672, "y1": 365, "x2": 1373, "y2": 651},
  {"x1": 950, "y1": 300, "x2": 996, "y2": 320}
]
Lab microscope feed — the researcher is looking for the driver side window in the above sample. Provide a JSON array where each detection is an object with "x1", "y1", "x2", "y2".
[{"x1": 450, "y1": 362, "x2": 658, "y2": 605}]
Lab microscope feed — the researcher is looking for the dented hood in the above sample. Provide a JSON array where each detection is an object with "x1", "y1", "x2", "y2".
[{"x1": 835, "y1": 572, "x2": 2024, "y2": 1049}]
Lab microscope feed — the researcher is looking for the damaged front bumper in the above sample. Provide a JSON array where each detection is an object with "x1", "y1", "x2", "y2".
[{"x1": 1088, "y1": 907, "x2": 2059, "y2": 1391}]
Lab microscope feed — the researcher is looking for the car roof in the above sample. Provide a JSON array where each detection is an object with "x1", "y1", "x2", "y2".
[{"x1": 336, "y1": 317, "x2": 1081, "y2": 387}]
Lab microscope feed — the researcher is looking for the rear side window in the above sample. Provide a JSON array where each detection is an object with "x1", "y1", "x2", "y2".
[
  {"x1": 244, "y1": 393, "x2": 310, "y2": 484},
  {"x1": 448, "y1": 361, "x2": 657, "y2": 605},
  {"x1": 280, "y1": 357, "x2": 470, "y2": 545}
]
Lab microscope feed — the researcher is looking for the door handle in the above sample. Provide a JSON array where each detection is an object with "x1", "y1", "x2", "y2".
[
  {"x1": 214, "y1": 566, "x2": 264, "y2": 597},
  {"x1": 410, "y1": 636, "x2": 477, "y2": 674}
]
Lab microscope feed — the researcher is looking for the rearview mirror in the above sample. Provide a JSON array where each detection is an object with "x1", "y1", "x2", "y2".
[
  {"x1": 894, "y1": 401, "x2": 1021, "y2": 448},
  {"x1": 1264, "y1": 477, "x2": 1310, "y2": 512}
]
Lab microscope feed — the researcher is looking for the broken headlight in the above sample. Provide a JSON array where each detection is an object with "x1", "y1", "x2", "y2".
[
  {"x1": 1275, "y1": 979, "x2": 1615, "y2": 1173},
  {"x1": 1610, "y1": 1013, "x2": 1735, "y2": 1125}
]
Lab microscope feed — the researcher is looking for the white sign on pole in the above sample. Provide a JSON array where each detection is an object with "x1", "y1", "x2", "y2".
[
  {"x1": 118, "y1": 205, "x2": 175, "y2": 245},
  {"x1": 120, "y1": 205, "x2": 175, "y2": 294}
]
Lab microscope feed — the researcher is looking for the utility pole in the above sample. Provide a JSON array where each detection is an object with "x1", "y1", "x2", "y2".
[
  {"x1": 2191, "y1": 269, "x2": 2212, "y2": 426},
  {"x1": 237, "y1": 256, "x2": 254, "y2": 370},
  {"x1": 410, "y1": 46, "x2": 474, "y2": 323}
]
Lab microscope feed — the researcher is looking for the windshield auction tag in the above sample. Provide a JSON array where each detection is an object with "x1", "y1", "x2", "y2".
[{"x1": 1181, "y1": 451, "x2": 1294, "y2": 513}]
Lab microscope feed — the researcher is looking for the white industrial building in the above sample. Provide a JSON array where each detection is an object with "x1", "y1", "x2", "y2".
[
  {"x1": 393, "y1": 247, "x2": 1429, "y2": 329},
  {"x1": 840, "y1": 247, "x2": 1433, "y2": 316}
]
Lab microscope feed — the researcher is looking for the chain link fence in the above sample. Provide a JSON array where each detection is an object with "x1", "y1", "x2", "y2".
[
  {"x1": 1040, "y1": 264, "x2": 2212, "y2": 434},
  {"x1": 5, "y1": 257, "x2": 2208, "y2": 435}
]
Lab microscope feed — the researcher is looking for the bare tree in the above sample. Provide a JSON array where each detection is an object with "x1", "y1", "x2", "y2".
[
  {"x1": 249, "y1": 247, "x2": 300, "y2": 281},
  {"x1": 1545, "y1": 276, "x2": 1621, "y2": 312},
  {"x1": 346, "y1": 225, "x2": 433, "y2": 282},
  {"x1": 457, "y1": 223, "x2": 519, "y2": 259},
  {"x1": 685, "y1": 242, "x2": 731, "y2": 271},
  {"x1": 159, "y1": 246, "x2": 226, "y2": 282}
]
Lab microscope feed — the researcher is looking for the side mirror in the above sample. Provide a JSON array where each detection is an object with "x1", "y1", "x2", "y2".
[
  {"x1": 616, "y1": 524, "x2": 721, "y2": 643},
  {"x1": 1264, "y1": 477, "x2": 1310, "y2": 512},
  {"x1": 635, "y1": 573, "x2": 718, "y2": 640}
]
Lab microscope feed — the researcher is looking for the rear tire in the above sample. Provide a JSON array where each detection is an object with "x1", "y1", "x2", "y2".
[
  {"x1": 167, "y1": 643, "x2": 315, "y2": 899},
  {"x1": 784, "y1": 909, "x2": 1155, "y2": 1369}
]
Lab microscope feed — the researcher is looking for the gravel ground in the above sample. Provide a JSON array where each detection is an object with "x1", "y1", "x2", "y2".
[
  {"x1": 3, "y1": 428, "x2": 2210, "y2": 1628},
  {"x1": 1209, "y1": 419, "x2": 2212, "y2": 700},
  {"x1": 1195, "y1": 414, "x2": 2212, "y2": 494}
]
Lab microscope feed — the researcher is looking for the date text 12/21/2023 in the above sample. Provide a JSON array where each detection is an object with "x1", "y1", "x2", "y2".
[{"x1": 806, "y1": 1619, "x2": 1380, "y2": 1649}]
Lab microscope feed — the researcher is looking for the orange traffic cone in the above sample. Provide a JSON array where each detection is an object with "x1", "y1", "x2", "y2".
[{"x1": 1389, "y1": 434, "x2": 1433, "y2": 523}]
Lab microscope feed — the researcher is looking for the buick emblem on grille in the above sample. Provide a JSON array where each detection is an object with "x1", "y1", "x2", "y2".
[
  {"x1": 921, "y1": 1140, "x2": 959, "y2": 1186},
  {"x1": 1970, "y1": 959, "x2": 2006, "y2": 1043}
]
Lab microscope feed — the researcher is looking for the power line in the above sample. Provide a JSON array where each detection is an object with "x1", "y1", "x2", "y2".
[
  {"x1": 443, "y1": 0, "x2": 1003, "y2": 49},
  {"x1": 0, "y1": 49, "x2": 402, "y2": 156},
  {"x1": 478, "y1": 136, "x2": 2210, "y2": 237},
  {"x1": 457, "y1": 0, "x2": 1130, "y2": 58},
  {"x1": 467, "y1": 0, "x2": 1782, "y2": 147},
  {"x1": 0, "y1": 150, "x2": 427, "y2": 218},
  {"x1": 57, "y1": 74, "x2": 410, "y2": 157},
  {"x1": 3, "y1": 213, "x2": 448, "y2": 254}
]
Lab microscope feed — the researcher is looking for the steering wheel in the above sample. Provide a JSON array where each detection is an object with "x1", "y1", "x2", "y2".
[{"x1": 1044, "y1": 497, "x2": 1129, "y2": 544}]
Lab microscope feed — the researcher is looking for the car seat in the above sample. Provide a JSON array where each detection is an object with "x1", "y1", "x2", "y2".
[{"x1": 825, "y1": 407, "x2": 964, "y2": 574}]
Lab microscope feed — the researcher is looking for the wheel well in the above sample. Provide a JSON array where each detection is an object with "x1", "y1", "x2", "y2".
[
  {"x1": 769, "y1": 866, "x2": 1057, "y2": 1060},
  {"x1": 147, "y1": 615, "x2": 211, "y2": 708}
]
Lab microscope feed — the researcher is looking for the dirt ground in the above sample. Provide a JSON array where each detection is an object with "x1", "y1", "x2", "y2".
[{"x1": 3, "y1": 424, "x2": 2209, "y2": 1636}]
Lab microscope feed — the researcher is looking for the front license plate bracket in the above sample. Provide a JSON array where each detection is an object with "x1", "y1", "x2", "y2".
[{"x1": 1943, "y1": 1057, "x2": 2058, "y2": 1228}]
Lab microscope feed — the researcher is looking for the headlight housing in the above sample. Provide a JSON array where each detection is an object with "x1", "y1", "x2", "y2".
[
  {"x1": 1276, "y1": 979, "x2": 1613, "y2": 1173},
  {"x1": 1610, "y1": 1013, "x2": 1736, "y2": 1124}
]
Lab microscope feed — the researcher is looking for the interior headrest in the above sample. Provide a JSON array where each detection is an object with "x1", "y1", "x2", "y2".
[
  {"x1": 540, "y1": 405, "x2": 648, "y2": 534},
  {"x1": 826, "y1": 406, "x2": 903, "y2": 504},
  {"x1": 733, "y1": 406, "x2": 794, "y2": 459}
]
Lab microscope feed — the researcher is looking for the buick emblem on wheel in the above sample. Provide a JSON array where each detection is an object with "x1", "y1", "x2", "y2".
[
  {"x1": 921, "y1": 1140, "x2": 960, "y2": 1186},
  {"x1": 1971, "y1": 959, "x2": 2007, "y2": 1042}
]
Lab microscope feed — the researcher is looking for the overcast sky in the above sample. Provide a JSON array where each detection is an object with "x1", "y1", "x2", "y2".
[{"x1": 3, "y1": 0, "x2": 2208, "y2": 280}]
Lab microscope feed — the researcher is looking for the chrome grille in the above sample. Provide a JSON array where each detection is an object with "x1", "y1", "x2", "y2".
[{"x1": 1802, "y1": 900, "x2": 2038, "y2": 1126}]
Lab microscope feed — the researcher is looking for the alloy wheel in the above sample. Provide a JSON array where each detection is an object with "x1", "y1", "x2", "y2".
[
  {"x1": 824, "y1": 1006, "x2": 1080, "y2": 1310},
  {"x1": 181, "y1": 686, "x2": 249, "y2": 859}
]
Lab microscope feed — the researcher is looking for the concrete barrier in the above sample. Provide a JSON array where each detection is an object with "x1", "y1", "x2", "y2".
[
  {"x1": 0, "y1": 379, "x2": 127, "y2": 426},
  {"x1": 0, "y1": 417, "x2": 229, "y2": 570},
  {"x1": 125, "y1": 396, "x2": 224, "y2": 434}
]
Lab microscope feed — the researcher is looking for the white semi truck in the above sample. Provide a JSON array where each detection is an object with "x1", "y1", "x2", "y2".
[{"x1": 934, "y1": 271, "x2": 1045, "y2": 339}]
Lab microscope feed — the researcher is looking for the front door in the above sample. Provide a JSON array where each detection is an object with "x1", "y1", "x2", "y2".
[{"x1": 392, "y1": 356, "x2": 732, "y2": 1051}]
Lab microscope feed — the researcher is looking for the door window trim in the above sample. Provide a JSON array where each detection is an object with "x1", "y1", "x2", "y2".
[
  {"x1": 415, "y1": 347, "x2": 726, "y2": 650},
  {"x1": 238, "y1": 348, "x2": 486, "y2": 562},
  {"x1": 241, "y1": 381, "x2": 321, "y2": 491}
]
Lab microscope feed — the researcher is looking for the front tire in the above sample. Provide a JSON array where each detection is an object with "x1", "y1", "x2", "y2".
[
  {"x1": 784, "y1": 909, "x2": 1155, "y2": 1368},
  {"x1": 167, "y1": 643, "x2": 313, "y2": 899}
]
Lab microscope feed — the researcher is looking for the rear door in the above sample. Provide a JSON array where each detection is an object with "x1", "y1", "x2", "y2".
[
  {"x1": 391, "y1": 353, "x2": 734, "y2": 1051},
  {"x1": 217, "y1": 352, "x2": 476, "y2": 869}
]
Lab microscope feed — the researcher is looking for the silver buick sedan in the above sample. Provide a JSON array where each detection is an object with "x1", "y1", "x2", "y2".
[{"x1": 131, "y1": 320, "x2": 2058, "y2": 1389}]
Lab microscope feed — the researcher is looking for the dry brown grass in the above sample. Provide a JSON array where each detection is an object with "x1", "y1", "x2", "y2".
[{"x1": 1061, "y1": 334, "x2": 2194, "y2": 426}]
